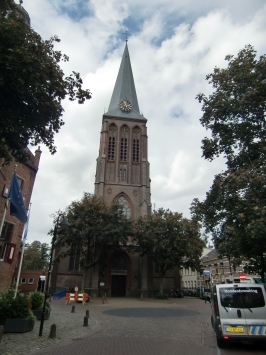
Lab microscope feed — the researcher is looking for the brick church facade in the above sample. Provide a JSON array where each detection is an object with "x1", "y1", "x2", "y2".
[{"x1": 51, "y1": 43, "x2": 180, "y2": 297}]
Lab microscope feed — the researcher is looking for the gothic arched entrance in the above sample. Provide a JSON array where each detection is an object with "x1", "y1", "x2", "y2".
[{"x1": 111, "y1": 253, "x2": 127, "y2": 296}]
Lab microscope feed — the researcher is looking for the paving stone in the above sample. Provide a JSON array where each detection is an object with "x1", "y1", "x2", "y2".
[{"x1": 0, "y1": 297, "x2": 213, "y2": 355}]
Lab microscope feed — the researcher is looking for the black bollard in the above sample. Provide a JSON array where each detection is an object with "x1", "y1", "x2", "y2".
[
  {"x1": 102, "y1": 294, "x2": 104, "y2": 304},
  {"x1": 83, "y1": 316, "x2": 88, "y2": 327},
  {"x1": 48, "y1": 324, "x2": 56, "y2": 339},
  {"x1": 86, "y1": 310, "x2": 89, "y2": 318},
  {"x1": 0, "y1": 325, "x2": 4, "y2": 342},
  {"x1": 71, "y1": 305, "x2": 75, "y2": 313}
]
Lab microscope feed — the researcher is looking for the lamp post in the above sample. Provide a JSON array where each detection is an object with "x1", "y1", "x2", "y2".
[{"x1": 39, "y1": 214, "x2": 69, "y2": 336}]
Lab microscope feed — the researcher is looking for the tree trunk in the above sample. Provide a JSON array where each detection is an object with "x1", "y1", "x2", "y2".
[{"x1": 159, "y1": 274, "x2": 164, "y2": 294}]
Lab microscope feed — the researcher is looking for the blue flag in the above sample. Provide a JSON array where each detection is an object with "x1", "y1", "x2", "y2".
[{"x1": 8, "y1": 173, "x2": 27, "y2": 223}]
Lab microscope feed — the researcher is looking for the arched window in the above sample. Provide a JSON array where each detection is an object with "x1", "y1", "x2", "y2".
[
  {"x1": 132, "y1": 127, "x2": 140, "y2": 162},
  {"x1": 117, "y1": 195, "x2": 131, "y2": 218},
  {"x1": 120, "y1": 125, "x2": 128, "y2": 161},
  {"x1": 108, "y1": 124, "x2": 116, "y2": 160},
  {"x1": 112, "y1": 253, "x2": 127, "y2": 272}
]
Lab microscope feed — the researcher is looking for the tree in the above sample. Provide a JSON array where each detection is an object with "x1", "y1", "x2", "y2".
[
  {"x1": 0, "y1": 1, "x2": 91, "y2": 164},
  {"x1": 191, "y1": 168, "x2": 266, "y2": 281},
  {"x1": 22, "y1": 240, "x2": 50, "y2": 270},
  {"x1": 193, "y1": 45, "x2": 266, "y2": 281},
  {"x1": 196, "y1": 45, "x2": 266, "y2": 170},
  {"x1": 54, "y1": 193, "x2": 132, "y2": 291},
  {"x1": 133, "y1": 208, "x2": 204, "y2": 294}
]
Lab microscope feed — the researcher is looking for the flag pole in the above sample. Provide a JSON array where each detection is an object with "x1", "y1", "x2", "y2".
[{"x1": 14, "y1": 203, "x2": 32, "y2": 298}]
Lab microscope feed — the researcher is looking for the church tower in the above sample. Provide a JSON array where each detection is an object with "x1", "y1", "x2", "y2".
[
  {"x1": 94, "y1": 43, "x2": 151, "y2": 219},
  {"x1": 92, "y1": 43, "x2": 152, "y2": 297}
]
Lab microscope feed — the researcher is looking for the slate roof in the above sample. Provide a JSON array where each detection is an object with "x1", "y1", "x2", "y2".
[{"x1": 105, "y1": 43, "x2": 146, "y2": 120}]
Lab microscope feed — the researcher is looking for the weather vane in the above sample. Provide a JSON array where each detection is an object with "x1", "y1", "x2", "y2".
[{"x1": 122, "y1": 29, "x2": 131, "y2": 43}]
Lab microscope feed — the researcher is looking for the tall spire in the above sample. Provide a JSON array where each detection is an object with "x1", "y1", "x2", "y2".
[{"x1": 105, "y1": 43, "x2": 144, "y2": 120}]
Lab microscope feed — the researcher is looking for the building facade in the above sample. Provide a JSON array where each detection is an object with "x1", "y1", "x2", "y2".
[
  {"x1": 51, "y1": 43, "x2": 180, "y2": 297},
  {"x1": 0, "y1": 148, "x2": 42, "y2": 293}
]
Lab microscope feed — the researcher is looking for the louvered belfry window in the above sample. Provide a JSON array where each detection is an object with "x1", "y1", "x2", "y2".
[
  {"x1": 108, "y1": 124, "x2": 116, "y2": 160},
  {"x1": 132, "y1": 127, "x2": 140, "y2": 162},
  {"x1": 120, "y1": 126, "x2": 128, "y2": 161}
]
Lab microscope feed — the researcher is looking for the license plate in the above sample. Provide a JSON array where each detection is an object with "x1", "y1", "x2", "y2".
[{"x1": 226, "y1": 327, "x2": 244, "y2": 333}]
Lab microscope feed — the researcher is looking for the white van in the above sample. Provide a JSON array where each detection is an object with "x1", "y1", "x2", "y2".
[{"x1": 210, "y1": 283, "x2": 266, "y2": 348}]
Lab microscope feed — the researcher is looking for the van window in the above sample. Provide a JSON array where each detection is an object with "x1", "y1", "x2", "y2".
[{"x1": 219, "y1": 287, "x2": 265, "y2": 309}]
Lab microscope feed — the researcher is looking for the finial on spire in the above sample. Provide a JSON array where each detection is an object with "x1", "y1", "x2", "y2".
[
  {"x1": 19, "y1": 0, "x2": 23, "y2": 5},
  {"x1": 122, "y1": 29, "x2": 131, "y2": 43}
]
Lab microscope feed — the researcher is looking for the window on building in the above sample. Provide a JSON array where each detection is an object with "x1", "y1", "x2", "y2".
[
  {"x1": 108, "y1": 124, "x2": 116, "y2": 160},
  {"x1": 0, "y1": 221, "x2": 14, "y2": 261},
  {"x1": 28, "y1": 278, "x2": 34, "y2": 284},
  {"x1": 117, "y1": 196, "x2": 131, "y2": 219},
  {"x1": 21, "y1": 278, "x2": 26, "y2": 284},
  {"x1": 17, "y1": 176, "x2": 23, "y2": 188},
  {"x1": 69, "y1": 254, "x2": 80, "y2": 271},
  {"x1": 120, "y1": 126, "x2": 128, "y2": 161},
  {"x1": 132, "y1": 127, "x2": 140, "y2": 162}
]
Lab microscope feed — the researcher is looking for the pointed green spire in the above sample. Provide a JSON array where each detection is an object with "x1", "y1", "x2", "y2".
[{"x1": 105, "y1": 43, "x2": 144, "y2": 119}]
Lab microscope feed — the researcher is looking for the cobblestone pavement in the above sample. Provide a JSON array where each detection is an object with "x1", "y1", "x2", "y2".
[{"x1": 0, "y1": 296, "x2": 215, "y2": 355}]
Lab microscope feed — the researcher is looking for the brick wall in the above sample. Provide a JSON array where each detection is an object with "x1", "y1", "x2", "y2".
[
  {"x1": 12, "y1": 269, "x2": 48, "y2": 294},
  {"x1": 0, "y1": 148, "x2": 41, "y2": 293}
]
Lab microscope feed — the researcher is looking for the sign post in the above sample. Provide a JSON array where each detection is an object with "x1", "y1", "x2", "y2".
[{"x1": 240, "y1": 273, "x2": 246, "y2": 282}]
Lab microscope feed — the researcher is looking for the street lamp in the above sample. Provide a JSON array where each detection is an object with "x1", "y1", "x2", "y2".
[{"x1": 39, "y1": 213, "x2": 70, "y2": 336}]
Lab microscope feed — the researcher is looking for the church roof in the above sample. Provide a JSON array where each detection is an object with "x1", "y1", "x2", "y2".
[{"x1": 105, "y1": 43, "x2": 145, "y2": 120}]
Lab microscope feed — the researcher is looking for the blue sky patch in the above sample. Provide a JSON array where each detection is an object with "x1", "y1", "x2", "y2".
[{"x1": 57, "y1": 0, "x2": 92, "y2": 21}]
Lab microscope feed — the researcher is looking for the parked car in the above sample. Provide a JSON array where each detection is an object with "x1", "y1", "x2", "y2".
[{"x1": 210, "y1": 283, "x2": 266, "y2": 348}]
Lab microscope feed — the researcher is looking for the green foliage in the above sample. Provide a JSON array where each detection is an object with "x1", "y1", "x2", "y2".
[
  {"x1": 0, "y1": 1, "x2": 91, "y2": 163},
  {"x1": 22, "y1": 241, "x2": 50, "y2": 270},
  {"x1": 54, "y1": 193, "x2": 133, "y2": 290},
  {"x1": 133, "y1": 208, "x2": 205, "y2": 293},
  {"x1": 154, "y1": 293, "x2": 168, "y2": 299},
  {"x1": 29, "y1": 291, "x2": 44, "y2": 310},
  {"x1": 0, "y1": 289, "x2": 33, "y2": 319},
  {"x1": 196, "y1": 45, "x2": 266, "y2": 170},
  {"x1": 194, "y1": 45, "x2": 266, "y2": 282}
]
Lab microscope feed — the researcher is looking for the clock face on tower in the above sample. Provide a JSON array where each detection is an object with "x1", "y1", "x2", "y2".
[{"x1": 119, "y1": 100, "x2": 132, "y2": 112}]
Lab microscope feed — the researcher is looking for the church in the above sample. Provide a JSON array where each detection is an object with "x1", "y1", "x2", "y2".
[{"x1": 51, "y1": 42, "x2": 180, "y2": 297}]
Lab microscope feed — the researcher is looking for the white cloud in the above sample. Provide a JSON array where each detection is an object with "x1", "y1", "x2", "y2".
[{"x1": 18, "y1": 0, "x2": 266, "y2": 244}]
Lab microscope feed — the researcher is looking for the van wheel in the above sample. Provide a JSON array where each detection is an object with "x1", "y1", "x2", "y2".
[{"x1": 217, "y1": 338, "x2": 226, "y2": 348}]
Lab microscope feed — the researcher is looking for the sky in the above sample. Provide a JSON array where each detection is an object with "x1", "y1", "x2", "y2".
[{"x1": 19, "y1": 0, "x2": 266, "y2": 245}]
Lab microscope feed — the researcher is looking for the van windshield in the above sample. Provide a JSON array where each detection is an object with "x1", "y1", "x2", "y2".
[{"x1": 219, "y1": 287, "x2": 265, "y2": 309}]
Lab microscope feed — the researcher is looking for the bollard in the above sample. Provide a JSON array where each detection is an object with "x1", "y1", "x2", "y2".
[
  {"x1": 83, "y1": 316, "x2": 88, "y2": 327},
  {"x1": 71, "y1": 305, "x2": 75, "y2": 313},
  {"x1": 102, "y1": 294, "x2": 104, "y2": 304},
  {"x1": 86, "y1": 310, "x2": 89, "y2": 318},
  {"x1": 0, "y1": 325, "x2": 4, "y2": 342},
  {"x1": 104, "y1": 293, "x2": 106, "y2": 300},
  {"x1": 48, "y1": 324, "x2": 56, "y2": 339}
]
